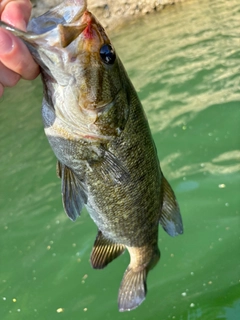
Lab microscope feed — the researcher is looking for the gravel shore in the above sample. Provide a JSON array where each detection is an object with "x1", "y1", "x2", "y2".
[{"x1": 31, "y1": 0, "x2": 182, "y2": 29}]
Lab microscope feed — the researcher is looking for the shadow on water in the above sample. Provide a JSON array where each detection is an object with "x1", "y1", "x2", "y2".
[{"x1": 0, "y1": 0, "x2": 239, "y2": 319}]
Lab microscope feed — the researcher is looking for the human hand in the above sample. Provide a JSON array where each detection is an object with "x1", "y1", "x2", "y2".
[{"x1": 0, "y1": 0, "x2": 40, "y2": 97}]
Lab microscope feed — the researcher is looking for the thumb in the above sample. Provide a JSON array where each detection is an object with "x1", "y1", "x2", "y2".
[{"x1": 1, "y1": 0, "x2": 32, "y2": 31}]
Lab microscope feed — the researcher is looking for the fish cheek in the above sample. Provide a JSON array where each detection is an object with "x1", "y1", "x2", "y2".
[
  {"x1": 94, "y1": 66, "x2": 129, "y2": 133},
  {"x1": 94, "y1": 95, "x2": 129, "y2": 136}
]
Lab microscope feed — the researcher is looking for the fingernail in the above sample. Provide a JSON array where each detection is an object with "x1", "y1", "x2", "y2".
[{"x1": 0, "y1": 30, "x2": 13, "y2": 54}]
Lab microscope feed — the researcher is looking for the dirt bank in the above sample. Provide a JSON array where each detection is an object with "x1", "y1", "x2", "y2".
[{"x1": 31, "y1": 0, "x2": 182, "y2": 29}]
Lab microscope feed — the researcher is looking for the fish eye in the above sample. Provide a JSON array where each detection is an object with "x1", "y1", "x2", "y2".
[{"x1": 100, "y1": 44, "x2": 116, "y2": 65}]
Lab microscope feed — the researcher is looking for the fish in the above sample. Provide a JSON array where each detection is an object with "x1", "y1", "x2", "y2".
[{"x1": 0, "y1": 0, "x2": 183, "y2": 312}]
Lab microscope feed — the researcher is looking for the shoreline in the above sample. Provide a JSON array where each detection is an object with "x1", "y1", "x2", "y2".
[{"x1": 31, "y1": 0, "x2": 183, "y2": 30}]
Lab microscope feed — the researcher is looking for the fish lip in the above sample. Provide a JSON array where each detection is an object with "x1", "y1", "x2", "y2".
[{"x1": 79, "y1": 10, "x2": 107, "y2": 43}]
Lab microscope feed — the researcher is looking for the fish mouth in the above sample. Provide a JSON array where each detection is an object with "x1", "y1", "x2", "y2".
[
  {"x1": 0, "y1": 0, "x2": 106, "y2": 52},
  {"x1": 0, "y1": 20, "x2": 87, "y2": 48},
  {"x1": 28, "y1": 0, "x2": 88, "y2": 34},
  {"x1": 0, "y1": 0, "x2": 93, "y2": 48}
]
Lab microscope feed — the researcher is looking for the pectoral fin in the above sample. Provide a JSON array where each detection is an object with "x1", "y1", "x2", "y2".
[
  {"x1": 159, "y1": 176, "x2": 183, "y2": 237},
  {"x1": 58, "y1": 161, "x2": 87, "y2": 221},
  {"x1": 56, "y1": 160, "x2": 62, "y2": 178},
  {"x1": 90, "y1": 146, "x2": 130, "y2": 185},
  {"x1": 100, "y1": 150, "x2": 130, "y2": 184},
  {"x1": 91, "y1": 230, "x2": 125, "y2": 269}
]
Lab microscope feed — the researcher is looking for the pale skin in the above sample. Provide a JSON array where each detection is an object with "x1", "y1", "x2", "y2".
[{"x1": 0, "y1": 0, "x2": 39, "y2": 97}]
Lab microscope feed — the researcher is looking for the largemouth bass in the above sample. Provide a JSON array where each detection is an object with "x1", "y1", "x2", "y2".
[{"x1": 0, "y1": 0, "x2": 183, "y2": 312}]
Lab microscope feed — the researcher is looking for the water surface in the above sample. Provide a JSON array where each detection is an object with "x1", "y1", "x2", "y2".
[{"x1": 0, "y1": 0, "x2": 239, "y2": 319}]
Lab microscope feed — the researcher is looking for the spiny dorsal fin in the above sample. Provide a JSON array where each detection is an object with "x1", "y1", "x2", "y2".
[
  {"x1": 159, "y1": 176, "x2": 183, "y2": 237},
  {"x1": 90, "y1": 230, "x2": 125, "y2": 269},
  {"x1": 118, "y1": 267, "x2": 147, "y2": 312},
  {"x1": 60, "y1": 162, "x2": 87, "y2": 221}
]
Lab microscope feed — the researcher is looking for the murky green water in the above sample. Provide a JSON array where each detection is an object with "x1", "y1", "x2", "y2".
[{"x1": 0, "y1": 0, "x2": 239, "y2": 319}]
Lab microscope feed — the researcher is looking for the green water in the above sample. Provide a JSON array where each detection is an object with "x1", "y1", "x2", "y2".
[{"x1": 0, "y1": 0, "x2": 239, "y2": 319}]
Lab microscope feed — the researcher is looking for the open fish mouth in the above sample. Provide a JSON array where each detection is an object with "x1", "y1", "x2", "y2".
[
  {"x1": 0, "y1": 0, "x2": 112, "y2": 52},
  {"x1": 28, "y1": 0, "x2": 88, "y2": 34},
  {"x1": 0, "y1": 19, "x2": 88, "y2": 48},
  {"x1": 0, "y1": 0, "x2": 91, "y2": 48}
]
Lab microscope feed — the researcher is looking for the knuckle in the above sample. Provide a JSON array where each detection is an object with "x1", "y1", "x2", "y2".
[
  {"x1": 4, "y1": 73, "x2": 21, "y2": 87},
  {"x1": 10, "y1": 73, "x2": 20, "y2": 86}
]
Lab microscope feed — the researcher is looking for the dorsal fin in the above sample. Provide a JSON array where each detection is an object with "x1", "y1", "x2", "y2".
[
  {"x1": 91, "y1": 230, "x2": 125, "y2": 269},
  {"x1": 159, "y1": 176, "x2": 183, "y2": 237}
]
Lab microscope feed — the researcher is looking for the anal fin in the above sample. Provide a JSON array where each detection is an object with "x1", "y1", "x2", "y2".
[
  {"x1": 90, "y1": 230, "x2": 125, "y2": 269},
  {"x1": 118, "y1": 267, "x2": 147, "y2": 312},
  {"x1": 160, "y1": 176, "x2": 183, "y2": 236}
]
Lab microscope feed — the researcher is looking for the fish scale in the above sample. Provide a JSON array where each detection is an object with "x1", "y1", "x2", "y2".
[{"x1": 0, "y1": 0, "x2": 183, "y2": 312}]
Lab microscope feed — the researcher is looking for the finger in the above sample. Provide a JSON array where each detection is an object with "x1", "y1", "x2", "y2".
[
  {"x1": 0, "y1": 83, "x2": 4, "y2": 97},
  {"x1": 0, "y1": 28, "x2": 40, "y2": 80},
  {"x1": 0, "y1": 0, "x2": 32, "y2": 30},
  {"x1": 0, "y1": 60, "x2": 20, "y2": 87}
]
